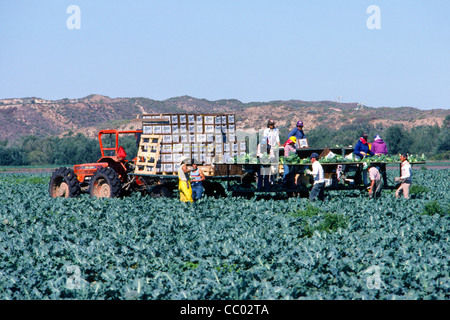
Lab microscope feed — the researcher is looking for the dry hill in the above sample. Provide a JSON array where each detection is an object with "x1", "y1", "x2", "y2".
[{"x1": 0, "y1": 94, "x2": 448, "y2": 142}]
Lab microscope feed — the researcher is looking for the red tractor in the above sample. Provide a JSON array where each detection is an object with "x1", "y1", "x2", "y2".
[{"x1": 49, "y1": 129, "x2": 147, "y2": 198}]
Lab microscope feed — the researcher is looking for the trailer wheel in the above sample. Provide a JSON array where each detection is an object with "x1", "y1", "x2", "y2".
[
  {"x1": 90, "y1": 167, "x2": 122, "y2": 198},
  {"x1": 149, "y1": 184, "x2": 173, "y2": 198},
  {"x1": 49, "y1": 167, "x2": 81, "y2": 198},
  {"x1": 203, "y1": 181, "x2": 227, "y2": 198}
]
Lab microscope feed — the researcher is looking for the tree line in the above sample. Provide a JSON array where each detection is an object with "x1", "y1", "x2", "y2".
[
  {"x1": 279, "y1": 116, "x2": 449, "y2": 160},
  {"x1": 0, "y1": 117, "x2": 449, "y2": 166},
  {"x1": 0, "y1": 132, "x2": 138, "y2": 166}
]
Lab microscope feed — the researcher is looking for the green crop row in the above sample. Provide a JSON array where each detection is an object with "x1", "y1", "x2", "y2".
[
  {"x1": 0, "y1": 169, "x2": 448, "y2": 300},
  {"x1": 234, "y1": 152, "x2": 427, "y2": 165},
  {"x1": 281, "y1": 153, "x2": 427, "y2": 165}
]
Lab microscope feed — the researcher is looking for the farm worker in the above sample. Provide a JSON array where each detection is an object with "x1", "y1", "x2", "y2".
[
  {"x1": 263, "y1": 119, "x2": 281, "y2": 151},
  {"x1": 117, "y1": 146, "x2": 127, "y2": 161},
  {"x1": 367, "y1": 163, "x2": 382, "y2": 199},
  {"x1": 282, "y1": 136, "x2": 297, "y2": 188},
  {"x1": 178, "y1": 156, "x2": 193, "y2": 203},
  {"x1": 353, "y1": 133, "x2": 374, "y2": 160},
  {"x1": 263, "y1": 120, "x2": 281, "y2": 184},
  {"x1": 371, "y1": 135, "x2": 388, "y2": 156},
  {"x1": 305, "y1": 152, "x2": 325, "y2": 201},
  {"x1": 190, "y1": 162, "x2": 205, "y2": 201},
  {"x1": 287, "y1": 120, "x2": 306, "y2": 144},
  {"x1": 353, "y1": 133, "x2": 374, "y2": 186},
  {"x1": 371, "y1": 134, "x2": 388, "y2": 187},
  {"x1": 395, "y1": 153, "x2": 412, "y2": 199},
  {"x1": 117, "y1": 146, "x2": 135, "y2": 173}
]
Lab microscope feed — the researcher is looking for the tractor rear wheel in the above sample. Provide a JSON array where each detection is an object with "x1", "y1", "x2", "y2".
[
  {"x1": 89, "y1": 167, "x2": 122, "y2": 198},
  {"x1": 49, "y1": 167, "x2": 81, "y2": 198}
]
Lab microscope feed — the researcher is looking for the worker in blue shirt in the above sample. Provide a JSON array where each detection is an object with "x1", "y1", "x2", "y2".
[
  {"x1": 287, "y1": 121, "x2": 306, "y2": 141},
  {"x1": 352, "y1": 133, "x2": 374, "y2": 187},
  {"x1": 190, "y1": 162, "x2": 206, "y2": 201},
  {"x1": 353, "y1": 133, "x2": 374, "y2": 159}
]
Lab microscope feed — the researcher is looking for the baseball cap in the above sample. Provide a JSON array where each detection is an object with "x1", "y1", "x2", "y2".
[{"x1": 310, "y1": 152, "x2": 319, "y2": 159}]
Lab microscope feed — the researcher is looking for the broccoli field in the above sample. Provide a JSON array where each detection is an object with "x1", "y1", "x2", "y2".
[{"x1": 0, "y1": 169, "x2": 448, "y2": 301}]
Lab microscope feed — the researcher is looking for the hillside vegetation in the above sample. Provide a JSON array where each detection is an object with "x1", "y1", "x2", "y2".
[
  {"x1": 1, "y1": 94, "x2": 448, "y2": 141},
  {"x1": 0, "y1": 95, "x2": 449, "y2": 165}
]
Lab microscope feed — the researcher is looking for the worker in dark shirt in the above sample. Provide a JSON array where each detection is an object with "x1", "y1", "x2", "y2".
[{"x1": 287, "y1": 120, "x2": 306, "y2": 141}]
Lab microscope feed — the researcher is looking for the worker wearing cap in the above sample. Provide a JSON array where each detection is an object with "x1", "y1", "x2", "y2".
[
  {"x1": 305, "y1": 152, "x2": 325, "y2": 201},
  {"x1": 287, "y1": 120, "x2": 306, "y2": 142},
  {"x1": 178, "y1": 156, "x2": 194, "y2": 202},
  {"x1": 282, "y1": 136, "x2": 298, "y2": 188},
  {"x1": 263, "y1": 119, "x2": 281, "y2": 151},
  {"x1": 262, "y1": 119, "x2": 280, "y2": 187}
]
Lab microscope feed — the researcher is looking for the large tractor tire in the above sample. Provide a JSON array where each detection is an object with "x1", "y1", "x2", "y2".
[
  {"x1": 49, "y1": 167, "x2": 81, "y2": 198},
  {"x1": 89, "y1": 167, "x2": 122, "y2": 198}
]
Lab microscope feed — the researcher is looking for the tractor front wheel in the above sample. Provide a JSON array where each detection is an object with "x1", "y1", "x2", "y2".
[
  {"x1": 49, "y1": 167, "x2": 81, "y2": 198},
  {"x1": 89, "y1": 167, "x2": 122, "y2": 198}
]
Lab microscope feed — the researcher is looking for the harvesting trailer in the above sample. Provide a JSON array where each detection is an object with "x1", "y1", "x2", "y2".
[{"x1": 49, "y1": 113, "x2": 426, "y2": 199}]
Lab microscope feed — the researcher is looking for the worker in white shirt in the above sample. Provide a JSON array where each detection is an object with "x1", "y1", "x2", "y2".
[
  {"x1": 305, "y1": 152, "x2": 325, "y2": 201},
  {"x1": 395, "y1": 153, "x2": 412, "y2": 199},
  {"x1": 263, "y1": 119, "x2": 281, "y2": 153},
  {"x1": 262, "y1": 119, "x2": 281, "y2": 185}
]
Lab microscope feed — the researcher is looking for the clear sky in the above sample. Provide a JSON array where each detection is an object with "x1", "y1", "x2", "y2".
[{"x1": 0, "y1": 0, "x2": 449, "y2": 110}]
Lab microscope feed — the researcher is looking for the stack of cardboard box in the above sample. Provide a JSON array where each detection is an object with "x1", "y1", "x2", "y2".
[{"x1": 141, "y1": 113, "x2": 247, "y2": 174}]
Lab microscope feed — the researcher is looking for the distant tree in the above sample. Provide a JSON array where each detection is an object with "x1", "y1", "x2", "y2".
[
  {"x1": 21, "y1": 135, "x2": 40, "y2": 154},
  {"x1": 9, "y1": 147, "x2": 26, "y2": 165},
  {"x1": 408, "y1": 125, "x2": 440, "y2": 155},
  {"x1": 27, "y1": 150, "x2": 48, "y2": 165},
  {"x1": 434, "y1": 119, "x2": 450, "y2": 157},
  {"x1": 307, "y1": 127, "x2": 333, "y2": 148},
  {"x1": 384, "y1": 125, "x2": 412, "y2": 155},
  {"x1": 307, "y1": 122, "x2": 376, "y2": 148},
  {"x1": 0, "y1": 146, "x2": 13, "y2": 165},
  {"x1": 51, "y1": 133, "x2": 101, "y2": 165},
  {"x1": 443, "y1": 115, "x2": 450, "y2": 129}
]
